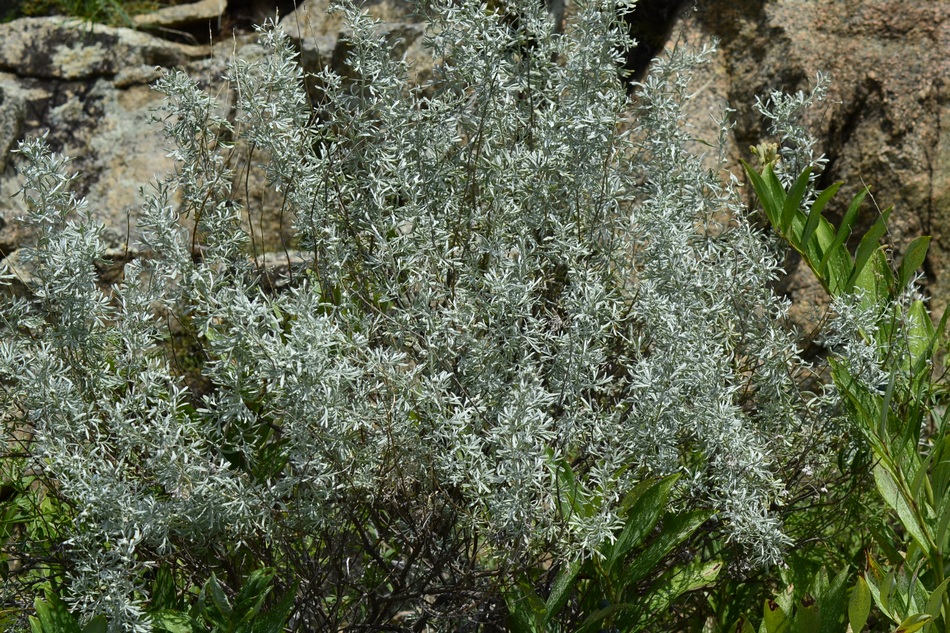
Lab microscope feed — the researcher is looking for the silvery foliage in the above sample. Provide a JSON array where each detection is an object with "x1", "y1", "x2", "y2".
[
  {"x1": 3, "y1": 140, "x2": 260, "y2": 631},
  {"x1": 754, "y1": 71, "x2": 830, "y2": 190},
  {"x1": 822, "y1": 290, "x2": 890, "y2": 393},
  {"x1": 822, "y1": 281, "x2": 929, "y2": 396},
  {"x1": 1, "y1": 0, "x2": 830, "y2": 628}
]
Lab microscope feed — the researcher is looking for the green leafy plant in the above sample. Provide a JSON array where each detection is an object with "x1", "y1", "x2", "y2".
[
  {"x1": 507, "y1": 470, "x2": 719, "y2": 632},
  {"x1": 0, "y1": 458, "x2": 74, "y2": 630},
  {"x1": 730, "y1": 568, "x2": 849, "y2": 633},
  {"x1": 29, "y1": 590, "x2": 106, "y2": 633},
  {"x1": 22, "y1": 570, "x2": 293, "y2": 633},
  {"x1": 744, "y1": 159, "x2": 950, "y2": 633},
  {"x1": 150, "y1": 568, "x2": 295, "y2": 633}
]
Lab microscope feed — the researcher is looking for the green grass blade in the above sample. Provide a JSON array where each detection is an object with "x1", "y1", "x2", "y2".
[
  {"x1": 800, "y1": 183, "x2": 841, "y2": 255},
  {"x1": 818, "y1": 186, "x2": 869, "y2": 285},
  {"x1": 781, "y1": 166, "x2": 812, "y2": 233},
  {"x1": 846, "y1": 206, "x2": 892, "y2": 293},
  {"x1": 742, "y1": 160, "x2": 783, "y2": 228},
  {"x1": 897, "y1": 236, "x2": 931, "y2": 297}
]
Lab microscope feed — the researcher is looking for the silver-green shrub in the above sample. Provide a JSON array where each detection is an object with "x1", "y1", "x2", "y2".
[{"x1": 1, "y1": 1, "x2": 835, "y2": 629}]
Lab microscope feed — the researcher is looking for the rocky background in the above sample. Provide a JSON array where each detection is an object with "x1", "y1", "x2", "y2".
[
  {"x1": 677, "y1": 0, "x2": 950, "y2": 325},
  {"x1": 0, "y1": 0, "x2": 947, "y2": 321}
]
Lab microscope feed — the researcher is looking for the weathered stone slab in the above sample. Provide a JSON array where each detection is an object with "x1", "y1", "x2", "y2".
[{"x1": 133, "y1": 0, "x2": 228, "y2": 29}]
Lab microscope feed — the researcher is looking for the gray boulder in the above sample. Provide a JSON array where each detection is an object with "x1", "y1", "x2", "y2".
[
  {"x1": 0, "y1": 3, "x2": 432, "y2": 270},
  {"x1": 133, "y1": 0, "x2": 228, "y2": 30},
  {"x1": 0, "y1": 17, "x2": 227, "y2": 260}
]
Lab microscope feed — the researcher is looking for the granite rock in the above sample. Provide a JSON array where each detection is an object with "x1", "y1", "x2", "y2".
[
  {"x1": 133, "y1": 0, "x2": 228, "y2": 29},
  {"x1": 667, "y1": 0, "x2": 950, "y2": 319}
]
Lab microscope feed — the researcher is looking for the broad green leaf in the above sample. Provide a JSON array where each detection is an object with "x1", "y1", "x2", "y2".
[
  {"x1": 544, "y1": 560, "x2": 581, "y2": 625},
  {"x1": 906, "y1": 300, "x2": 937, "y2": 375},
  {"x1": 802, "y1": 215, "x2": 837, "y2": 270},
  {"x1": 33, "y1": 600, "x2": 53, "y2": 632},
  {"x1": 905, "y1": 566, "x2": 929, "y2": 624},
  {"x1": 817, "y1": 186, "x2": 867, "y2": 291},
  {"x1": 935, "y1": 307, "x2": 950, "y2": 350},
  {"x1": 209, "y1": 576, "x2": 232, "y2": 620},
  {"x1": 830, "y1": 359, "x2": 886, "y2": 453},
  {"x1": 846, "y1": 207, "x2": 892, "y2": 293},
  {"x1": 817, "y1": 568, "x2": 850, "y2": 633},
  {"x1": 897, "y1": 236, "x2": 931, "y2": 297},
  {"x1": 908, "y1": 452, "x2": 933, "y2": 513},
  {"x1": 879, "y1": 370, "x2": 899, "y2": 439},
  {"x1": 764, "y1": 163, "x2": 787, "y2": 206},
  {"x1": 732, "y1": 616, "x2": 756, "y2": 633},
  {"x1": 81, "y1": 617, "x2": 107, "y2": 633},
  {"x1": 233, "y1": 569, "x2": 275, "y2": 628},
  {"x1": 864, "y1": 568, "x2": 888, "y2": 621},
  {"x1": 849, "y1": 576, "x2": 872, "y2": 633},
  {"x1": 896, "y1": 613, "x2": 932, "y2": 633},
  {"x1": 823, "y1": 251, "x2": 854, "y2": 297},
  {"x1": 781, "y1": 166, "x2": 812, "y2": 233},
  {"x1": 936, "y1": 433, "x2": 950, "y2": 485},
  {"x1": 575, "y1": 601, "x2": 626, "y2": 633},
  {"x1": 873, "y1": 464, "x2": 933, "y2": 554},
  {"x1": 200, "y1": 573, "x2": 233, "y2": 625},
  {"x1": 554, "y1": 458, "x2": 594, "y2": 521},
  {"x1": 618, "y1": 476, "x2": 656, "y2": 514},
  {"x1": 763, "y1": 598, "x2": 790, "y2": 633},
  {"x1": 885, "y1": 569, "x2": 901, "y2": 621},
  {"x1": 506, "y1": 585, "x2": 543, "y2": 633},
  {"x1": 934, "y1": 486, "x2": 950, "y2": 547},
  {"x1": 865, "y1": 555, "x2": 901, "y2": 623},
  {"x1": 250, "y1": 582, "x2": 298, "y2": 633},
  {"x1": 151, "y1": 566, "x2": 181, "y2": 612},
  {"x1": 742, "y1": 161, "x2": 782, "y2": 227},
  {"x1": 620, "y1": 509, "x2": 713, "y2": 588},
  {"x1": 774, "y1": 582, "x2": 795, "y2": 617},
  {"x1": 931, "y1": 434, "x2": 950, "y2": 543},
  {"x1": 807, "y1": 182, "x2": 842, "y2": 223},
  {"x1": 853, "y1": 248, "x2": 893, "y2": 314},
  {"x1": 33, "y1": 591, "x2": 81, "y2": 633},
  {"x1": 606, "y1": 475, "x2": 678, "y2": 572},
  {"x1": 620, "y1": 560, "x2": 722, "y2": 631},
  {"x1": 799, "y1": 183, "x2": 841, "y2": 257},
  {"x1": 505, "y1": 598, "x2": 539, "y2": 633},
  {"x1": 795, "y1": 594, "x2": 819, "y2": 633},
  {"x1": 150, "y1": 611, "x2": 196, "y2": 633},
  {"x1": 234, "y1": 595, "x2": 269, "y2": 629},
  {"x1": 238, "y1": 569, "x2": 275, "y2": 604},
  {"x1": 924, "y1": 577, "x2": 950, "y2": 623}
]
